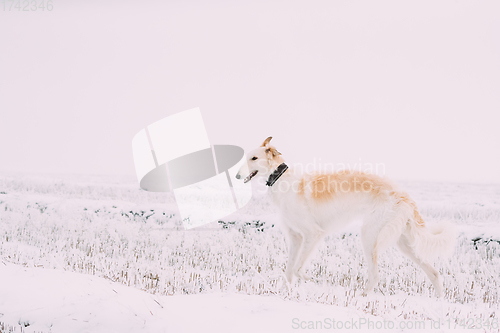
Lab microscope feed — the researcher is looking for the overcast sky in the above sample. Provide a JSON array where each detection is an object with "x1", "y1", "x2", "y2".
[{"x1": 1, "y1": 0, "x2": 499, "y2": 184}]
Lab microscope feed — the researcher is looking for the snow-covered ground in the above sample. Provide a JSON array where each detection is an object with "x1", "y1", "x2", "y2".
[
  {"x1": 0, "y1": 173, "x2": 499, "y2": 332},
  {"x1": 1, "y1": 260, "x2": 384, "y2": 333}
]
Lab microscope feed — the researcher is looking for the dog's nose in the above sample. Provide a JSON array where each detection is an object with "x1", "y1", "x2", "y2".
[{"x1": 235, "y1": 173, "x2": 241, "y2": 179}]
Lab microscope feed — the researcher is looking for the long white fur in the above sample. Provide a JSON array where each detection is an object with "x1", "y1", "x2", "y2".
[{"x1": 236, "y1": 137, "x2": 457, "y2": 297}]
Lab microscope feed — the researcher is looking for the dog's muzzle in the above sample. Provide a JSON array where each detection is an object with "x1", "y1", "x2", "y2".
[{"x1": 243, "y1": 170, "x2": 258, "y2": 183}]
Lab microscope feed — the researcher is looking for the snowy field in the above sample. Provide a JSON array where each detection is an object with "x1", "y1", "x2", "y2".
[{"x1": 0, "y1": 173, "x2": 499, "y2": 332}]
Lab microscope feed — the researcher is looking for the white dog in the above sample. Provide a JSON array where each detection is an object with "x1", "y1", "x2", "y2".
[{"x1": 235, "y1": 137, "x2": 456, "y2": 297}]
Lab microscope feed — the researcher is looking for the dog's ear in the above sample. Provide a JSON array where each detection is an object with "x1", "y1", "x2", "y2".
[
  {"x1": 261, "y1": 136, "x2": 273, "y2": 147},
  {"x1": 265, "y1": 147, "x2": 281, "y2": 156}
]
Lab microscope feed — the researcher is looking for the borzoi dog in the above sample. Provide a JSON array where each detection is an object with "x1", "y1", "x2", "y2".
[{"x1": 235, "y1": 137, "x2": 456, "y2": 297}]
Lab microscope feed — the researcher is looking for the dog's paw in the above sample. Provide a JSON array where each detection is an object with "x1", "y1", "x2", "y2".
[
  {"x1": 362, "y1": 286, "x2": 374, "y2": 297},
  {"x1": 278, "y1": 277, "x2": 293, "y2": 292}
]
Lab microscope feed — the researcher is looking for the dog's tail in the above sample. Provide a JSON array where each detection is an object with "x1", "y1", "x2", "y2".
[
  {"x1": 402, "y1": 199, "x2": 457, "y2": 262},
  {"x1": 375, "y1": 191, "x2": 457, "y2": 262}
]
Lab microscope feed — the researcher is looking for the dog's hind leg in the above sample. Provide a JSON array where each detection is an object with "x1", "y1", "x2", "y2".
[
  {"x1": 397, "y1": 235, "x2": 443, "y2": 297},
  {"x1": 362, "y1": 206, "x2": 409, "y2": 295},
  {"x1": 284, "y1": 227, "x2": 303, "y2": 283}
]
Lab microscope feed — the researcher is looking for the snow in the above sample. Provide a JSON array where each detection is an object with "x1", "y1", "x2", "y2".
[
  {"x1": 0, "y1": 173, "x2": 499, "y2": 332},
  {"x1": 0, "y1": 261, "x2": 376, "y2": 333}
]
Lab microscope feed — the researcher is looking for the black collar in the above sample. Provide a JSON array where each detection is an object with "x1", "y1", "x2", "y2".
[{"x1": 266, "y1": 163, "x2": 289, "y2": 187}]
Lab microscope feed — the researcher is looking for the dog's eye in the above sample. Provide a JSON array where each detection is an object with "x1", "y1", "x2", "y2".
[{"x1": 251, "y1": 156, "x2": 258, "y2": 161}]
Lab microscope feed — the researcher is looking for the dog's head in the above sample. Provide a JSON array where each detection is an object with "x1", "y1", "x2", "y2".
[{"x1": 235, "y1": 136, "x2": 284, "y2": 183}]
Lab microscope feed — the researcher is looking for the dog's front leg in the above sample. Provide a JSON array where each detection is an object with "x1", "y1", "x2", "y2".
[
  {"x1": 284, "y1": 227, "x2": 303, "y2": 283},
  {"x1": 293, "y1": 229, "x2": 324, "y2": 281}
]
